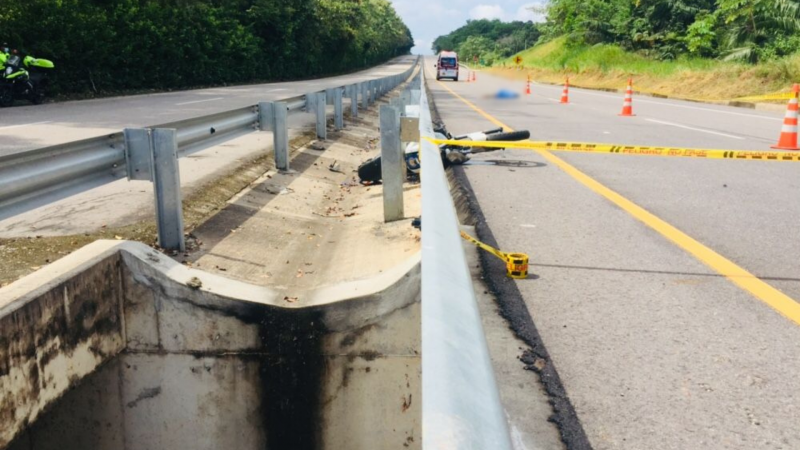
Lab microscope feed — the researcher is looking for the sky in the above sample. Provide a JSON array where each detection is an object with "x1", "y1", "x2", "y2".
[{"x1": 389, "y1": 0, "x2": 547, "y2": 55}]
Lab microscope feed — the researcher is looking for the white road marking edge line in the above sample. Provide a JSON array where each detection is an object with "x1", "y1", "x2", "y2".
[
  {"x1": 175, "y1": 97, "x2": 224, "y2": 106},
  {"x1": 644, "y1": 118, "x2": 746, "y2": 140}
]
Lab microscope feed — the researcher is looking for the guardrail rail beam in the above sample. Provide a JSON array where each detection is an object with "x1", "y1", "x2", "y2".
[{"x1": 0, "y1": 57, "x2": 420, "y2": 219}]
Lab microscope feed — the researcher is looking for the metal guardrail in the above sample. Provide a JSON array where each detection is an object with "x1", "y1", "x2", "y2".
[
  {"x1": 418, "y1": 65, "x2": 514, "y2": 448},
  {"x1": 0, "y1": 58, "x2": 419, "y2": 219}
]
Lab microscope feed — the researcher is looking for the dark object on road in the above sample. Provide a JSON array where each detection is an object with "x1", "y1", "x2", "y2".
[
  {"x1": 411, "y1": 217, "x2": 421, "y2": 230},
  {"x1": 357, "y1": 123, "x2": 530, "y2": 184}
]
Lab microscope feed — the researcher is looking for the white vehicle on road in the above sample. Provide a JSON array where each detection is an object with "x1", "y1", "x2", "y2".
[{"x1": 435, "y1": 51, "x2": 459, "y2": 81}]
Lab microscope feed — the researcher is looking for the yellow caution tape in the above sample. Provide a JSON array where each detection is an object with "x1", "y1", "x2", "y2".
[
  {"x1": 732, "y1": 92, "x2": 795, "y2": 102},
  {"x1": 426, "y1": 138, "x2": 800, "y2": 162},
  {"x1": 460, "y1": 230, "x2": 529, "y2": 279}
]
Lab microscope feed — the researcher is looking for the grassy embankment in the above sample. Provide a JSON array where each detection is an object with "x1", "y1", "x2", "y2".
[{"x1": 491, "y1": 36, "x2": 800, "y2": 101}]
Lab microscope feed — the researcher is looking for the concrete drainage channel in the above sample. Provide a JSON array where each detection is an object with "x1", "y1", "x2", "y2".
[
  {"x1": 1, "y1": 64, "x2": 512, "y2": 449},
  {"x1": 0, "y1": 241, "x2": 420, "y2": 450}
]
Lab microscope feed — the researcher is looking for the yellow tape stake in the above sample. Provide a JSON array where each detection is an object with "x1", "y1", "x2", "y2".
[
  {"x1": 426, "y1": 138, "x2": 800, "y2": 162},
  {"x1": 460, "y1": 230, "x2": 529, "y2": 279}
]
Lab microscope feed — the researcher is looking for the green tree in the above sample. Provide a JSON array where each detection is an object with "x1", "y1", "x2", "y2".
[
  {"x1": 433, "y1": 19, "x2": 539, "y2": 56},
  {"x1": 717, "y1": 0, "x2": 800, "y2": 61},
  {"x1": 457, "y1": 35, "x2": 495, "y2": 63},
  {"x1": 0, "y1": 0, "x2": 412, "y2": 95}
]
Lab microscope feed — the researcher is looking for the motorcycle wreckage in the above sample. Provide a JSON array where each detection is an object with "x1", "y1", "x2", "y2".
[{"x1": 357, "y1": 123, "x2": 530, "y2": 183}]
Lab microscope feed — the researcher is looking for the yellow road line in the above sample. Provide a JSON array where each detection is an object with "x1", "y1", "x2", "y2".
[{"x1": 435, "y1": 79, "x2": 800, "y2": 327}]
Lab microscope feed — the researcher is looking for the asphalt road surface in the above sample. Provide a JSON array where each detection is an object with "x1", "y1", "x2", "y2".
[
  {"x1": 428, "y1": 59, "x2": 800, "y2": 449},
  {"x1": 0, "y1": 56, "x2": 416, "y2": 155}
]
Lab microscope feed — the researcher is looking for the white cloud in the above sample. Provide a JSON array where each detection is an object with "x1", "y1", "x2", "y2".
[
  {"x1": 387, "y1": 0, "x2": 547, "y2": 55},
  {"x1": 514, "y1": 3, "x2": 546, "y2": 22},
  {"x1": 469, "y1": 4, "x2": 506, "y2": 20}
]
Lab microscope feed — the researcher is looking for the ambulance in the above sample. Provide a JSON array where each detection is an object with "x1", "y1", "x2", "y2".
[{"x1": 435, "y1": 51, "x2": 459, "y2": 81}]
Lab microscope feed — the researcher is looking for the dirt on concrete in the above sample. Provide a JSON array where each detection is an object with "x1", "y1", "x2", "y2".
[{"x1": 183, "y1": 92, "x2": 421, "y2": 290}]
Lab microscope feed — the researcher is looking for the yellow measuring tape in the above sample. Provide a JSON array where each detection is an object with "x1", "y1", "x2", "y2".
[
  {"x1": 460, "y1": 231, "x2": 529, "y2": 279},
  {"x1": 426, "y1": 138, "x2": 800, "y2": 162}
]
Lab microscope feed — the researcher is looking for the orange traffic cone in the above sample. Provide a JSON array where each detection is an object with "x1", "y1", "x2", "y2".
[
  {"x1": 560, "y1": 77, "x2": 569, "y2": 104},
  {"x1": 619, "y1": 78, "x2": 634, "y2": 116},
  {"x1": 772, "y1": 83, "x2": 800, "y2": 150},
  {"x1": 472, "y1": 71, "x2": 477, "y2": 82},
  {"x1": 525, "y1": 74, "x2": 531, "y2": 95},
  {"x1": 465, "y1": 70, "x2": 471, "y2": 83}
]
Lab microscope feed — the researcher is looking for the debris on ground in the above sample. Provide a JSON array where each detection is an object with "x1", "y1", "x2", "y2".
[
  {"x1": 329, "y1": 160, "x2": 344, "y2": 173},
  {"x1": 186, "y1": 277, "x2": 203, "y2": 290}
]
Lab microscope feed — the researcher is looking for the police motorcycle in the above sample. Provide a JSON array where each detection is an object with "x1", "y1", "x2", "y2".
[{"x1": 0, "y1": 47, "x2": 55, "y2": 107}]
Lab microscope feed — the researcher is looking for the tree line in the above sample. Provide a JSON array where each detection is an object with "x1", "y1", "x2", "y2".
[
  {"x1": 540, "y1": 0, "x2": 800, "y2": 62},
  {"x1": 0, "y1": 0, "x2": 413, "y2": 95},
  {"x1": 433, "y1": 19, "x2": 540, "y2": 65},
  {"x1": 435, "y1": 0, "x2": 800, "y2": 64}
]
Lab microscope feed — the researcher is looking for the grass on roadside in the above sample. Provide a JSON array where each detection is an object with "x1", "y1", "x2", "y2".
[{"x1": 491, "y1": 36, "x2": 800, "y2": 101}]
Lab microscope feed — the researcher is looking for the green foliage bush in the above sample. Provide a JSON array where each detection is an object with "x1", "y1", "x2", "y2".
[
  {"x1": 0, "y1": 0, "x2": 413, "y2": 95},
  {"x1": 541, "y1": 0, "x2": 800, "y2": 63}
]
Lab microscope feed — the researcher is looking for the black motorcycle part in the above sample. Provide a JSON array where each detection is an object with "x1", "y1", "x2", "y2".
[
  {"x1": 486, "y1": 130, "x2": 531, "y2": 141},
  {"x1": 357, "y1": 157, "x2": 383, "y2": 184},
  {"x1": 0, "y1": 86, "x2": 13, "y2": 107}
]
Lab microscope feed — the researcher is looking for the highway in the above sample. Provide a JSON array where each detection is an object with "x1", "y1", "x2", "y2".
[
  {"x1": 0, "y1": 57, "x2": 416, "y2": 237},
  {"x1": 427, "y1": 59, "x2": 800, "y2": 449},
  {"x1": 0, "y1": 56, "x2": 416, "y2": 155}
]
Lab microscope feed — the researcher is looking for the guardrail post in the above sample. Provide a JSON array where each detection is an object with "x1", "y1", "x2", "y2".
[
  {"x1": 370, "y1": 80, "x2": 377, "y2": 103},
  {"x1": 150, "y1": 128, "x2": 185, "y2": 252},
  {"x1": 315, "y1": 92, "x2": 327, "y2": 140},
  {"x1": 334, "y1": 88, "x2": 344, "y2": 130},
  {"x1": 349, "y1": 84, "x2": 358, "y2": 117},
  {"x1": 272, "y1": 102, "x2": 289, "y2": 171},
  {"x1": 305, "y1": 91, "x2": 316, "y2": 114},
  {"x1": 380, "y1": 105, "x2": 404, "y2": 222},
  {"x1": 325, "y1": 88, "x2": 335, "y2": 106},
  {"x1": 258, "y1": 102, "x2": 273, "y2": 132},
  {"x1": 361, "y1": 82, "x2": 369, "y2": 109}
]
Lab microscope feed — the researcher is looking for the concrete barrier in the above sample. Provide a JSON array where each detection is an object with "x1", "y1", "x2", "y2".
[{"x1": 1, "y1": 240, "x2": 420, "y2": 450}]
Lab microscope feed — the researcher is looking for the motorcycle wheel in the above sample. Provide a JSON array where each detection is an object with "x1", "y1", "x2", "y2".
[
  {"x1": 30, "y1": 88, "x2": 44, "y2": 105},
  {"x1": 0, "y1": 87, "x2": 13, "y2": 107}
]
